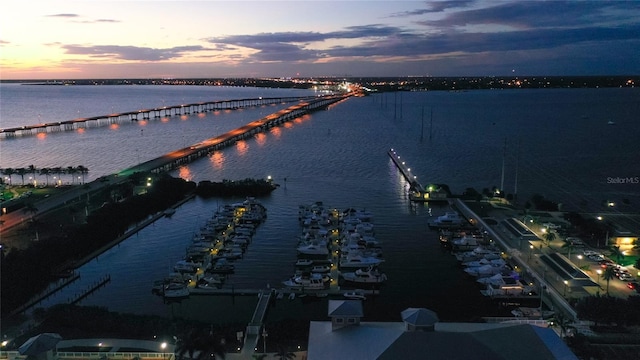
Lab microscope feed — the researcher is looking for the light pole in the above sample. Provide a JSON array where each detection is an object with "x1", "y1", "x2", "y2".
[
  {"x1": 577, "y1": 255, "x2": 583, "y2": 268},
  {"x1": 262, "y1": 327, "x2": 268, "y2": 354},
  {"x1": 161, "y1": 342, "x2": 167, "y2": 360},
  {"x1": 596, "y1": 269, "x2": 602, "y2": 286},
  {"x1": 529, "y1": 245, "x2": 534, "y2": 261},
  {"x1": 563, "y1": 280, "x2": 569, "y2": 297}
]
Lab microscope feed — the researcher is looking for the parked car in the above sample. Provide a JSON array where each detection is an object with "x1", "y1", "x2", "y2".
[{"x1": 566, "y1": 237, "x2": 584, "y2": 246}]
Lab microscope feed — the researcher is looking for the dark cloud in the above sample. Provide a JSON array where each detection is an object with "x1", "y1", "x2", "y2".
[
  {"x1": 419, "y1": 1, "x2": 640, "y2": 29},
  {"x1": 391, "y1": 0, "x2": 475, "y2": 17},
  {"x1": 61, "y1": 44, "x2": 207, "y2": 61}
]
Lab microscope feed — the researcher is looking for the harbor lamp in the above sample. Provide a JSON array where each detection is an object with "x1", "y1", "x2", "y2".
[
  {"x1": 161, "y1": 342, "x2": 167, "y2": 360},
  {"x1": 563, "y1": 280, "x2": 569, "y2": 297}
]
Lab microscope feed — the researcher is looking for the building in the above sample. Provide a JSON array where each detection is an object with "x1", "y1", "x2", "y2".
[{"x1": 307, "y1": 300, "x2": 577, "y2": 360}]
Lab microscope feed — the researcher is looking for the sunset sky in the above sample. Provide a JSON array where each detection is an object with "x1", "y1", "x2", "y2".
[{"x1": 1, "y1": 0, "x2": 639, "y2": 80}]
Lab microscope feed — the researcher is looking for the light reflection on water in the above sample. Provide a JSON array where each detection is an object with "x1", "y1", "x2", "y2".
[{"x1": 5, "y1": 85, "x2": 639, "y2": 323}]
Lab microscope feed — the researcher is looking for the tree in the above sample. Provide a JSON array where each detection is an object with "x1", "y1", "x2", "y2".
[
  {"x1": 553, "y1": 312, "x2": 572, "y2": 338},
  {"x1": 561, "y1": 241, "x2": 575, "y2": 260},
  {"x1": 66, "y1": 166, "x2": 78, "y2": 184},
  {"x1": 40, "y1": 167, "x2": 52, "y2": 186},
  {"x1": 77, "y1": 165, "x2": 89, "y2": 184},
  {"x1": 274, "y1": 345, "x2": 296, "y2": 360},
  {"x1": 27, "y1": 164, "x2": 37, "y2": 185},
  {"x1": 602, "y1": 266, "x2": 616, "y2": 295},
  {"x1": 175, "y1": 327, "x2": 226, "y2": 360},
  {"x1": 15, "y1": 167, "x2": 27, "y2": 185},
  {"x1": 543, "y1": 231, "x2": 556, "y2": 247},
  {"x1": 609, "y1": 245, "x2": 624, "y2": 265},
  {"x1": 2, "y1": 168, "x2": 15, "y2": 185}
]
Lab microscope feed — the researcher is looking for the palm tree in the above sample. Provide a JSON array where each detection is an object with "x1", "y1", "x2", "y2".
[
  {"x1": 15, "y1": 167, "x2": 27, "y2": 185},
  {"x1": 77, "y1": 165, "x2": 89, "y2": 184},
  {"x1": 40, "y1": 167, "x2": 52, "y2": 186},
  {"x1": 602, "y1": 266, "x2": 616, "y2": 295},
  {"x1": 554, "y1": 312, "x2": 571, "y2": 338},
  {"x1": 274, "y1": 345, "x2": 296, "y2": 360},
  {"x1": 66, "y1": 166, "x2": 77, "y2": 184},
  {"x1": 2, "y1": 168, "x2": 15, "y2": 185},
  {"x1": 51, "y1": 167, "x2": 63, "y2": 186},
  {"x1": 609, "y1": 245, "x2": 624, "y2": 265},
  {"x1": 175, "y1": 327, "x2": 226, "y2": 360},
  {"x1": 543, "y1": 231, "x2": 556, "y2": 247},
  {"x1": 27, "y1": 164, "x2": 37, "y2": 185},
  {"x1": 561, "y1": 241, "x2": 575, "y2": 261}
]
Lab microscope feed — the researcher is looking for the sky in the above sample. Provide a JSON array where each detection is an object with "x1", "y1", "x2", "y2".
[{"x1": 1, "y1": 0, "x2": 640, "y2": 79}]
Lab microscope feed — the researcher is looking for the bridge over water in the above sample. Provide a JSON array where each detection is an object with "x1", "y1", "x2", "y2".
[{"x1": 0, "y1": 95, "x2": 317, "y2": 139}]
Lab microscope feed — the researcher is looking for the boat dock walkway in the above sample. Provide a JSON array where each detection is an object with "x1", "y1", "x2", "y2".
[
  {"x1": 240, "y1": 289, "x2": 272, "y2": 357},
  {"x1": 387, "y1": 148, "x2": 424, "y2": 192}
]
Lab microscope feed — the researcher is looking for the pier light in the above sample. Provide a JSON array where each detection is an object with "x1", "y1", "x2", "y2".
[
  {"x1": 407, "y1": 168, "x2": 411, "y2": 171},
  {"x1": 161, "y1": 342, "x2": 167, "y2": 350},
  {"x1": 608, "y1": 201, "x2": 615, "y2": 207},
  {"x1": 597, "y1": 216, "x2": 603, "y2": 221}
]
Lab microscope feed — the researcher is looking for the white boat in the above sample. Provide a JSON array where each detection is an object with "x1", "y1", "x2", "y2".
[
  {"x1": 174, "y1": 260, "x2": 199, "y2": 273},
  {"x1": 341, "y1": 266, "x2": 387, "y2": 284},
  {"x1": 296, "y1": 242, "x2": 329, "y2": 256},
  {"x1": 199, "y1": 274, "x2": 224, "y2": 285},
  {"x1": 451, "y1": 235, "x2": 481, "y2": 251},
  {"x1": 463, "y1": 258, "x2": 506, "y2": 268},
  {"x1": 163, "y1": 283, "x2": 190, "y2": 299},
  {"x1": 428, "y1": 211, "x2": 465, "y2": 228},
  {"x1": 339, "y1": 254, "x2": 385, "y2": 268},
  {"x1": 476, "y1": 273, "x2": 518, "y2": 286},
  {"x1": 311, "y1": 265, "x2": 331, "y2": 273},
  {"x1": 295, "y1": 259, "x2": 314, "y2": 267},
  {"x1": 282, "y1": 275, "x2": 326, "y2": 290},
  {"x1": 480, "y1": 280, "x2": 534, "y2": 297},
  {"x1": 343, "y1": 289, "x2": 367, "y2": 300},
  {"x1": 464, "y1": 264, "x2": 505, "y2": 277}
]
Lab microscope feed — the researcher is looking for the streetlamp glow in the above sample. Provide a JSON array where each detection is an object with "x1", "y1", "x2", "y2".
[{"x1": 563, "y1": 280, "x2": 569, "y2": 297}]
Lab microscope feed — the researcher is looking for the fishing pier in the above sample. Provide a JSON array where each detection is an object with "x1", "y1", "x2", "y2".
[{"x1": 388, "y1": 148, "x2": 448, "y2": 202}]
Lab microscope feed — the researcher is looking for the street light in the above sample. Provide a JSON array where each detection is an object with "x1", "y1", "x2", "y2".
[
  {"x1": 577, "y1": 255, "x2": 583, "y2": 267},
  {"x1": 529, "y1": 245, "x2": 534, "y2": 261},
  {"x1": 161, "y1": 342, "x2": 167, "y2": 360},
  {"x1": 262, "y1": 327, "x2": 268, "y2": 354},
  {"x1": 563, "y1": 280, "x2": 569, "y2": 297},
  {"x1": 596, "y1": 269, "x2": 602, "y2": 285}
]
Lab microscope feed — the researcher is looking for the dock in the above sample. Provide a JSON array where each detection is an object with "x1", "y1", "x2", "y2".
[{"x1": 387, "y1": 148, "x2": 448, "y2": 202}]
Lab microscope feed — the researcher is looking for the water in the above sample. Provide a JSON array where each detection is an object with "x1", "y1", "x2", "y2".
[{"x1": 2, "y1": 84, "x2": 639, "y2": 323}]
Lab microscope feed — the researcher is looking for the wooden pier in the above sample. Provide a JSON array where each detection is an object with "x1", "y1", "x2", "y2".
[
  {"x1": 0, "y1": 96, "x2": 317, "y2": 138},
  {"x1": 69, "y1": 274, "x2": 111, "y2": 305}
]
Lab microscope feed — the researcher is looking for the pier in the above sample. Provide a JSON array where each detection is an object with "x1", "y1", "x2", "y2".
[
  {"x1": 240, "y1": 290, "x2": 273, "y2": 357},
  {"x1": 388, "y1": 148, "x2": 448, "y2": 202},
  {"x1": 0, "y1": 96, "x2": 317, "y2": 138},
  {"x1": 69, "y1": 274, "x2": 111, "y2": 305}
]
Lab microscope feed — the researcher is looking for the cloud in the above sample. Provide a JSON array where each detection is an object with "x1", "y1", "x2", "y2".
[
  {"x1": 418, "y1": 1, "x2": 640, "y2": 29},
  {"x1": 61, "y1": 44, "x2": 208, "y2": 61},
  {"x1": 391, "y1": 0, "x2": 475, "y2": 17},
  {"x1": 46, "y1": 13, "x2": 80, "y2": 18}
]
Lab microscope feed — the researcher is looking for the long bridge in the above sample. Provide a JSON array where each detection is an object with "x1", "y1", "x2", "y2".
[
  {"x1": 120, "y1": 94, "x2": 350, "y2": 176},
  {"x1": 0, "y1": 95, "x2": 317, "y2": 139}
]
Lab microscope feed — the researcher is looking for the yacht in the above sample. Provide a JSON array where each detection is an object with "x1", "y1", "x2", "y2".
[
  {"x1": 428, "y1": 211, "x2": 465, "y2": 229},
  {"x1": 339, "y1": 254, "x2": 385, "y2": 268},
  {"x1": 163, "y1": 283, "x2": 190, "y2": 299},
  {"x1": 296, "y1": 241, "x2": 329, "y2": 256},
  {"x1": 343, "y1": 289, "x2": 367, "y2": 300},
  {"x1": 341, "y1": 266, "x2": 387, "y2": 284},
  {"x1": 282, "y1": 275, "x2": 326, "y2": 290}
]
